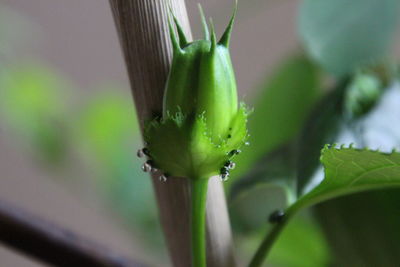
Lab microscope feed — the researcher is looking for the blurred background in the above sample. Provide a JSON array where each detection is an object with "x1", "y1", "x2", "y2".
[{"x1": 0, "y1": 0, "x2": 399, "y2": 266}]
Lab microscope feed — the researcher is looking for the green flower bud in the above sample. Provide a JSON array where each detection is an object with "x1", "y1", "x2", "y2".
[{"x1": 144, "y1": 5, "x2": 249, "y2": 180}]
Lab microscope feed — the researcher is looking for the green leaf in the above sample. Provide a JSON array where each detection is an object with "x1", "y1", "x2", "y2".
[
  {"x1": 232, "y1": 54, "x2": 321, "y2": 179},
  {"x1": 299, "y1": 0, "x2": 400, "y2": 75},
  {"x1": 289, "y1": 147, "x2": 400, "y2": 214}
]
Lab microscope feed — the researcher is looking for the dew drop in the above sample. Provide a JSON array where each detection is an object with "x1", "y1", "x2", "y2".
[
  {"x1": 245, "y1": 141, "x2": 250, "y2": 146},
  {"x1": 220, "y1": 173, "x2": 229, "y2": 181},
  {"x1": 141, "y1": 162, "x2": 152, "y2": 172},
  {"x1": 159, "y1": 174, "x2": 168, "y2": 182},
  {"x1": 228, "y1": 162, "x2": 236, "y2": 169},
  {"x1": 224, "y1": 160, "x2": 236, "y2": 170},
  {"x1": 137, "y1": 149, "x2": 145, "y2": 158}
]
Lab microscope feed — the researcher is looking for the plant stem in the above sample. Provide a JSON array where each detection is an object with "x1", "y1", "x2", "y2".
[
  {"x1": 191, "y1": 178, "x2": 209, "y2": 267},
  {"x1": 248, "y1": 216, "x2": 290, "y2": 267}
]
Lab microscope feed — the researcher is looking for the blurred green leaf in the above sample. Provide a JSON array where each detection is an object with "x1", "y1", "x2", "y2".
[
  {"x1": 233, "y1": 54, "x2": 321, "y2": 179},
  {"x1": 76, "y1": 92, "x2": 138, "y2": 161},
  {"x1": 315, "y1": 190, "x2": 400, "y2": 266},
  {"x1": 74, "y1": 92, "x2": 163, "y2": 247},
  {"x1": 0, "y1": 64, "x2": 68, "y2": 164},
  {"x1": 299, "y1": 0, "x2": 400, "y2": 75},
  {"x1": 269, "y1": 216, "x2": 330, "y2": 267},
  {"x1": 0, "y1": 64, "x2": 65, "y2": 126},
  {"x1": 238, "y1": 215, "x2": 330, "y2": 267}
]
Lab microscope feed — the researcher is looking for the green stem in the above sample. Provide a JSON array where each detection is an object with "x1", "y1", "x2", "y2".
[
  {"x1": 191, "y1": 178, "x2": 209, "y2": 267},
  {"x1": 248, "y1": 215, "x2": 290, "y2": 267}
]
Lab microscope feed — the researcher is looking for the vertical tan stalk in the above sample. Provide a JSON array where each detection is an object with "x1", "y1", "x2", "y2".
[{"x1": 108, "y1": 1, "x2": 236, "y2": 266}]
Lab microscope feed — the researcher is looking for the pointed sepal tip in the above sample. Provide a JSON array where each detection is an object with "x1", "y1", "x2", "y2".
[{"x1": 218, "y1": 0, "x2": 238, "y2": 47}]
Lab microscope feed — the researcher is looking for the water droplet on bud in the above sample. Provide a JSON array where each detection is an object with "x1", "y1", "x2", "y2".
[
  {"x1": 245, "y1": 141, "x2": 250, "y2": 146},
  {"x1": 137, "y1": 149, "x2": 144, "y2": 158},
  {"x1": 228, "y1": 162, "x2": 236, "y2": 169},
  {"x1": 220, "y1": 173, "x2": 229, "y2": 181},
  {"x1": 159, "y1": 174, "x2": 168, "y2": 182},
  {"x1": 141, "y1": 162, "x2": 151, "y2": 172},
  {"x1": 137, "y1": 148, "x2": 150, "y2": 158},
  {"x1": 224, "y1": 160, "x2": 236, "y2": 169}
]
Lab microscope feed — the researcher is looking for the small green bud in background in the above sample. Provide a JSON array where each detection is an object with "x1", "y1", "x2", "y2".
[
  {"x1": 345, "y1": 71, "x2": 382, "y2": 118},
  {"x1": 143, "y1": 5, "x2": 249, "y2": 180},
  {"x1": 344, "y1": 63, "x2": 396, "y2": 118}
]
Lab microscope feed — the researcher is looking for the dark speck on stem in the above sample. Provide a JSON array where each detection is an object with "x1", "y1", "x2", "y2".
[{"x1": 268, "y1": 210, "x2": 285, "y2": 224}]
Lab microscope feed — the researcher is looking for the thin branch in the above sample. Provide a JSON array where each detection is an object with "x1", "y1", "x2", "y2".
[{"x1": 0, "y1": 199, "x2": 147, "y2": 267}]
